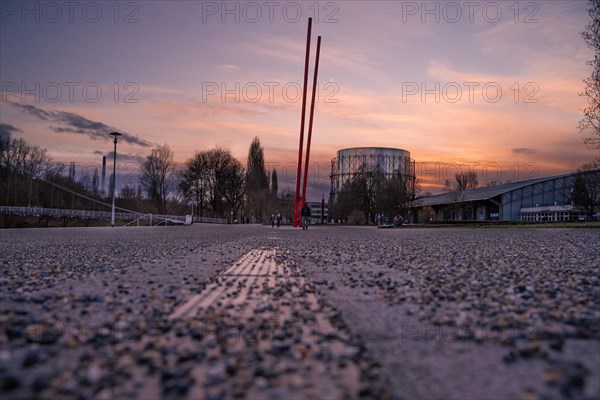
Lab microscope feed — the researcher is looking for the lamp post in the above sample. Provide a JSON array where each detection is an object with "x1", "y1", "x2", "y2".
[{"x1": 109, "y1": 132, "x2": 122, "y2": 227}]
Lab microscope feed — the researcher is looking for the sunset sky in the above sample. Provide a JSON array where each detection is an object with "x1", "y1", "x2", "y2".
[{"x1": 1, "y1": 0, "x2": 597, "y2": 198}]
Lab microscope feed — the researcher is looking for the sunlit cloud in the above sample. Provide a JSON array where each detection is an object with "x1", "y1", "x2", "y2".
[
  {"x1": 217, "y1": 64, "x2": 241, "y2": 71},
  {"x1": 1, "y1": 1, "x2": 593, "y2": 198}
]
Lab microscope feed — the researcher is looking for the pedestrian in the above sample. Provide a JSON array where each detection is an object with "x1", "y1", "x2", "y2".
[
  {"x1": 393, "y1": 215, "x2": 404, "y2": 228},
  {"x1": 271, "y1": 214, "x2": 275, "y2": 228},
  {"x1": 276, "y1": 212, "x2": 282, "y2": 228},
  {"x1": 301, "y1": 203, "x2": 311, "y2": 230}
]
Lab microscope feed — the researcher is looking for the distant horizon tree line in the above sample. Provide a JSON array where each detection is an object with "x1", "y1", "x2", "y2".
[
  {"x1": 0, "y1": 135, "x2": 292, "y2": 223},
  {"x1": 1, "y1": 134, "x2": 598, "y2": 224}
]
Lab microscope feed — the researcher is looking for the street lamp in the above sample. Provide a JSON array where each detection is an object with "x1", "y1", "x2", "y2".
[{"x1": 109, "y1": 132, "x2": 122, "y2": 227}]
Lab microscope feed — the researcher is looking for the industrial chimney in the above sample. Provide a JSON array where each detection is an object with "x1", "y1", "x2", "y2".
[{"x1": 101, "y1": 156, "x2": 106, "y2": 195}]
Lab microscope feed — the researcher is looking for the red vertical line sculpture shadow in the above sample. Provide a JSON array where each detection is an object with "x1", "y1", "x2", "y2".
[
  {"x1": 293, "y1": 18, "x2": 312, "y2": 227},
  {"x1": 301, "y1": 36, "x2": 322, "y2": 215}
]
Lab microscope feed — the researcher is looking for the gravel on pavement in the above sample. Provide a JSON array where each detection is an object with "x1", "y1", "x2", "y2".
[{"x1": 1, "y1": 225, "x2": 598, "y2": 399}]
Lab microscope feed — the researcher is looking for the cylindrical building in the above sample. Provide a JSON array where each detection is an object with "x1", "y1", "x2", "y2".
[{"x1": 329, "y1": 147, "x2": 416, "y2": 221}]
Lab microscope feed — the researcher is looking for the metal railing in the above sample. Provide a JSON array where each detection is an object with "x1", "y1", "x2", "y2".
[
  {"x1": 194, "y1": 216, "x2": 228, "y2": 224},
  {"x1": 0, "y1": 206, "x2": 227, "y2": 225}
]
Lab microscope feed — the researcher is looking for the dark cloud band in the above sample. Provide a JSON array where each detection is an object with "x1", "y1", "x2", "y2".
[
  {"x1": 0, "y1": 123, "x2": 22, "y2": 140},
  {"x1": 9, "y1": 102, "x2": 152, "y2": 147}
]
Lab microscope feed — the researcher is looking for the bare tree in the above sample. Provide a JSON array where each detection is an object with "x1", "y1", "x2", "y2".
[
  {"x1": 117, "y1": 184, "x2": 142, "y2": 211},
  {"x1": 333, "y1": 180, "x2": 359, "y2": 222},
  {"x1": 572, "y1": 163, "x2": 600, "y2": 219},
  {"x1": 332, "y1": 165, "x2": 417, "y2": 223},
  {"x1": 0, "y1": 137, "x2": 52, "y2": 207},
  {"x1": 445, "y1": 185, "x2": 465, "y2": 221},
  {"x1": 223, "y1": 158, "x2": 246, "y2": 220},
  {"x1": 140, "y1": 144, "x2": 175, "y2": 214},
  {"x1": 205, "y1": 147, "x2": 232, "y2": 217},
  {"x1": 180, "y1": 151, "x2": 210, "y2": 217},
  {"x1": 580, "y1": 0, "x2": 600, "y2": 149},
  {"x1": 180, "y1": 147, "x2": 245, "y2": 219},
  {"x1": 378, "y1": 172, "x2": 417, "y2": 220},
  {"x1": 348, "y1": 166, "x2": 385, "y2": 223},
  {"x1": 455, "y1": 171, "x2": 479, "y2": 191},
  {"x1": 443, "y1": 171, "x2": 478, "y2": 220},
  {"x1": 0, "y1": 137, "x2": 51, "y2": 178}
]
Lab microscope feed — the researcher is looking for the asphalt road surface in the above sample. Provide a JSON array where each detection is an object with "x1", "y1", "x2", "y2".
[{"x1": 1, "y1": 224, "x2": 599, "y2": 399}]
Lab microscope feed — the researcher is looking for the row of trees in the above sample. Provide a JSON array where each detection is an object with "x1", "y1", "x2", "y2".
[
  {"x1": 178, "y1": 147, "x2": 245, "y2": 219},
  {"x1": 136, "y1": 137, "x2": 282, "y2": 221},
  {"x1": 0, "y1": 135, "x2": 286, "y2": 222},
  {"x1": 2, "y1": 133, "x2": 598, "y2": 224},
  {"x1": 0, "y1": 137, "x2": 120, "y2": 213},
  {"x1": 138, "y1": 0, "x2": 598, "y2": 223},
  {"x1": 140, "y1": 1, "x2": 599, "y2": 222},
  {"x1": 332, "y1": 166, "x2": 417, "y2": 224}
]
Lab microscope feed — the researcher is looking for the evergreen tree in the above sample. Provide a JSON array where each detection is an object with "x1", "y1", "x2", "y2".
[
  {"x1": 245, "y1": 137, "x2": 269, "y2": 221},
  {"x1": 271, "y1": 169, "x2": 278, "y2": 196},
  {"x1": 247, "y1": 137, "x2": 268, "y2": 191},
  {"x1": 69, "y1": 162, "x2": 76, "y2": 181},
  {"x1": 91, "y1": 168, "x2": 99, "y2": 193}
]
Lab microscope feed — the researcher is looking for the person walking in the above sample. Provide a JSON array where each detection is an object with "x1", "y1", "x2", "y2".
[
  {"x1": 276, "y1": 212, "x2": 282, "y2": 228},
  {"x1": 301, "y1": 204, "x2": 311, "y2": 230}
]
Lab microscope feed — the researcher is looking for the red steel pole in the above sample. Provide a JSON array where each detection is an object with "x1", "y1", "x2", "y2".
[
  {"x1": 293, "y1": 17, "x2": 312, "y2": 227},
  {"x1": 301, "y1": 36, "x2": 321, "y2": 213}
]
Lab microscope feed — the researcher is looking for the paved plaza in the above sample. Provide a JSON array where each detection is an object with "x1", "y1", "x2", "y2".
[{"x1": 1, "y1": 225, "x2": 599, "y2": 399}]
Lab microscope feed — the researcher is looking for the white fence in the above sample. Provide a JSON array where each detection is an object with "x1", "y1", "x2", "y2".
[
  {"x1": 193, "y1": 216, "x2": 228, "y2": 224},
  {"x1": 0, "y1": 206, "x2": 227, "y2": 225}
]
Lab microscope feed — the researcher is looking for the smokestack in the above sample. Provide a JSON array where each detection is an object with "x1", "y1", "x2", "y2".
[
  {"x1": 101, "y1": 156, "x2": 106, "y2": 195},
  {"x1": 69, "y1": 162, "x2": 76, "y2": 181}
]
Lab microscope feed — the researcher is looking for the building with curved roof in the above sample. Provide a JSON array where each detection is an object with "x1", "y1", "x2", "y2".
[{"x1": 413, "y1": 170, "x2": 600, "y2": 222}]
